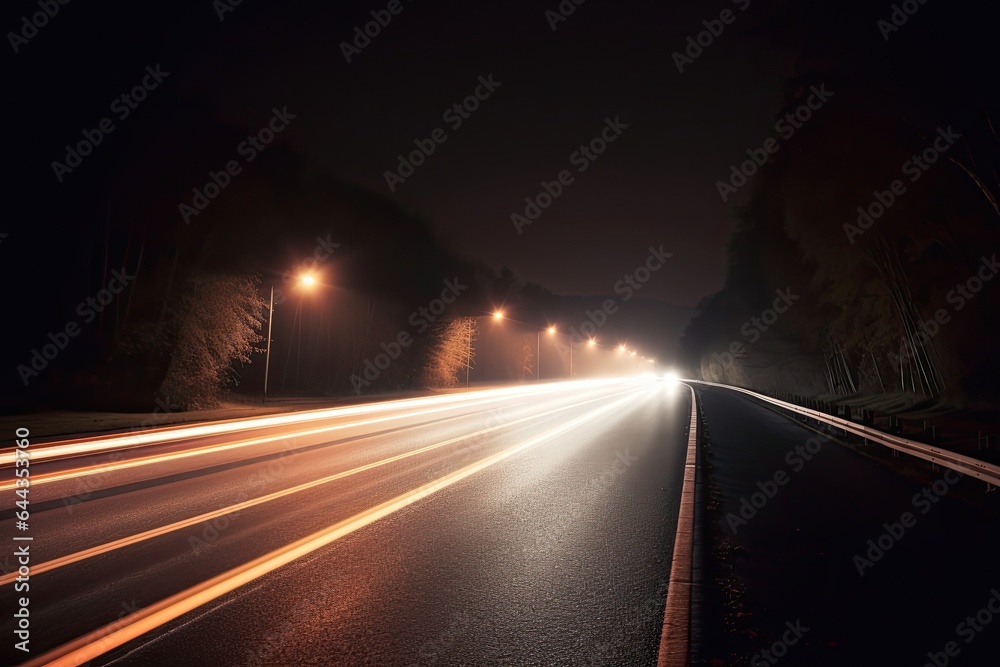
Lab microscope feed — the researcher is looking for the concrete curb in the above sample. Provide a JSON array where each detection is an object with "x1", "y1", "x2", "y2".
[{"x1": 657, "y1": 382, "x2": 699, "y2": 667}]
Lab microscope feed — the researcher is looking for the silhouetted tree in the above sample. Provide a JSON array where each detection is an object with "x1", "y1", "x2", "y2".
[
  {"x1": 158, "y1": 274, "x2": 266, "y2": 409},
  {"x1": 422, "y1": 317, "x2": 478, "y2": 388}
]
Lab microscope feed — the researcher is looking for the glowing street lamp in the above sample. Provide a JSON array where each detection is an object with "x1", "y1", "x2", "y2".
[
  {"x1": 552, "y1": 326, "x2": 573, "y2": 377},
  {"x1": 466, "y1": 310, "x2": 504, "y2": 387},
  {"x1": 264, "y1": 272, "x2": 317, "y2": 400},
  {"x1": 536, "y1": 325, "x2": 558, "y2": 380}
]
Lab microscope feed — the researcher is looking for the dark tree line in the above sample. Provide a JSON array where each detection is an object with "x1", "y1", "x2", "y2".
[{"x1": 680, "y1": 0, "x2": 1000, "y2": 407}]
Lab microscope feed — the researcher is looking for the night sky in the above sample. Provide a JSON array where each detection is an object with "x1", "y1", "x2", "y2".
[
  {"x1": 8, "y1": 0, "x2": 787, "y2": 305},
  {"x1": 5, "y1": 0, "x2": 998, "y2": 401}
]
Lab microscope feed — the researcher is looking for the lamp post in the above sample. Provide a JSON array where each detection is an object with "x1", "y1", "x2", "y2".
[
  {"x1": 465, "y1": 310, "x2": 503, "y2": 387},
  {"x1": 264, "y1": 284, "x2": 275, "y2": 400},
  {"x1": 560, "y1": 329, "x2": 573, "y2": 377},
  {"x1": 263, "y1": 272, "x2": 316, "y2": 401},
  {"x1": 536, "y1": 325, "x2": 557, "y2": 380},
  {"x1": 465, "y1": 320, "x2": 473, "y2": 388},
  {"x1": 577, "y1": 337, "x2": 595, "y2": 377}
]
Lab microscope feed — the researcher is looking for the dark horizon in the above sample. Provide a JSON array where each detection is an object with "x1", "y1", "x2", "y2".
[{"x1": 4, "y1": 0, "x2": 1000, "y2": 408}]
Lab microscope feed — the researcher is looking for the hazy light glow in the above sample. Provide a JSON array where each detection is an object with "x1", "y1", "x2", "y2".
[
  {"x1": 0, "y1": 389, "x2": 636, "y2": 587},
  {"x1": 493, "y1": 310, "x2": 504, "y2": 320},
  {"x1": 23, "y1": 390, "x2": 641, "y2": 667},
  {"x1": 0, "y1": 379, "x2": 628, "y2": 471}
]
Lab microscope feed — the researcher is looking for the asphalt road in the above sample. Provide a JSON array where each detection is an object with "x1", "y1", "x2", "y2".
[
  {"x1": 695, "y1": 384, "x2": 1000, "y2": 666},
  {"x1": 1, "y1": 378, "x2": 691, "y2": 666}
]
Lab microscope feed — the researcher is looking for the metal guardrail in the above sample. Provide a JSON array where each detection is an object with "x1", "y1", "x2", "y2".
[{"x1": 688, "y1": 380, "x2": 1000, "y2": 488}]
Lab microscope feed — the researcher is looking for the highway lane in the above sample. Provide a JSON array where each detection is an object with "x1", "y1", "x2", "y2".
[
  {"x1": 1, "y1": 382, "x2": 640, "y2": 497},
  {"x1": 695, "y1": 384, "x2": 1000, "y2": 666},
  {"x1": 1, "y1": 378, "x2": 691, "y2": 666}
]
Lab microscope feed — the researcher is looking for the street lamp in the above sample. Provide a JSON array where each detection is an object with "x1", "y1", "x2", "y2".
[
  {"x1": 536, "y1": 329, "x2": 541, "y2": 380},
  {"x1": 541, "y1": 325, "x2": 577, "y2": 378},
  {"x1": 264, "y1": 272, "x2": 316, "y2": 400},
  {"x1": 537, "y1": 325, "x2": 557, "y2": 381},
  {"x1": 587, "y1": 338, "x2": 596, "y2": 366},
  {"x1": 466, "y1": 310, "x2": 503, "y2": 387},
  {"x1": 465, "y1": 318, "x2": 477, "y2": 388}
]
